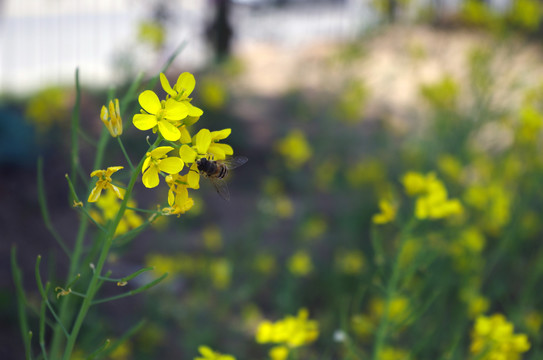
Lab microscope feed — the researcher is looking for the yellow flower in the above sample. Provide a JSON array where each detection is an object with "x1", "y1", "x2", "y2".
[
  {"x1": 372, "y1": 199, "x2": 397, "y2": 224},
  {"x1": 287, "y1": 251, "x2": 313, "y2": 277},
  {"x1": 137, "y1": 20, "x2": 165, "y2": 49},
  {"x1": 100, "y1": 99, "x2": 122, "y2": 137},
  {"x1": 88, "y1": 166, "x2": 125, "y2": 202},
  {"x1": 132, "y1": 90, "x2": 189, "y2": 141},
  {"x1": 276, "y1": 130, "x2": 312, "y2": 168},
  {"x1": 335, "y1": 249, "x2": 365, "y2": 275},
  {"x1": 180, "y1": 128, "x2": 234, "y2": 162},
  {"x1": 160, "y1": 72, "x2": 204, "y2": 117},
  {"x1": 470, "y1": 314, "x2": 531, "y2": 359},
  {"x1": 194, "y1": 346, "x2": 236, "y2": 360},
  {"x1": 202, "y1": 225, "x2": 222, "y2": 251},
  {"x1": 142, "y1": 146, "x2": 184, "y2": 188},
  {"x1": 403, "y1": 172, "x2": 463, "y2": 220},
  {"x1": 210, "y1": 258, "x2": 231, "y2": 289},
  {"x1": 162, "y1": 173, "x2": 197, "y2": 216},
  {"x1": 269, "y1": 345, "x2": 289, "y2": 360},
  {"x1": 256, "y1": 308, "x2": 319, "y2": 348}
]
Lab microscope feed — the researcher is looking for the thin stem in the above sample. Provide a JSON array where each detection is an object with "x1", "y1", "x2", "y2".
[
  {"x1": 92, "y1": 272, "x2": 168, "y2": 305},
  {"x1": 35, "y1": 256, "x2": 70, "y2": 338},
  {"x1": 11, "y1": 246, "x2": 33, "y2": 360},
  {"x1": 70, "y1": 68, "x2": 81, "y2": 194},
  {"x1": 117, "y1": 137, "x2": 135, "y2": 171},
  {"x1": 97, "y1": 266, "x2": 155, "y2": 283},
  {"x1": 39, "y1": 283, "x2": 50, "y2": 360},
  {"x1": 85, "y1": 339, "x2": 110, "y2": 360}
]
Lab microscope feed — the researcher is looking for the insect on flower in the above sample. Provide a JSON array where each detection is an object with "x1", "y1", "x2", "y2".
[{"x1": 196, "y1": 156, "x2": 248, "y2": 201}]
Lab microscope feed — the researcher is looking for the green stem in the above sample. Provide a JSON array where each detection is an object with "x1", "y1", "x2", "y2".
[
  {"x1": 371, "y1": 219, "x2": 416, "y2": 360},
  {"x1": 11, "y1": 246, "x2": 33, "y2": 360},
  {"x1": 117, "y1": 137, "x2": 135, "y2": 171},
  {"x1": 92, "y1": 272, "x2": 168, "y2": 305},
  {"x1": 62, "y1": 137, "x2": 161, "y2": 360},
  {"x1": 69, "y1": 68, "x2": 81, "y2": 194}
]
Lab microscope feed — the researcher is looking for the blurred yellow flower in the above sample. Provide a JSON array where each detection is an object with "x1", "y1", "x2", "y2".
[
  {"x1": 509, "y1": 0, "x2": 542, "y2": 31},
  {"x1": 210, "y1": 258, "x2": 231, "y2": 289},
  {"x1": 25, "y1": 87, "x2": 70, "y2": 131},
  {"x1": 269, "y1": 345, "x2": 289, "y2": 360},
  {"x1": 275, "y1": 195, "x2": 294, "y2": 219},
  {"x1": 524, "y1": 311, "x2": 543, "y2": 334},
  {"x1": 137, "y1": 21, "x2": 165, "y2": 50},
  {"x1": 89, "y1": 191, "x2": 143, "y2": 236},
  {"x1": 351, "y1": 314, "x2": 375, "y2": 340},
  {"x1": 370, "y1": 296, "x2": 411, "y2": 325},
  {"x1": 276, "y1": 130, "x2": 312, "y2": 168},
  {"x1": 300, "y1": 216, "x2": 327, "y2": 241},
  {"x1": 108, "y1": 340, "x2": 131, "y2": 360},
  {"x1": 287, "y1": 251, "x2": 313, "y2": 277},
  {"x1": 201, "y1": 77, "x2": 228, "y2": 110},
  {"x1": 372, "y1": 199, "x2": 397, "y2": 224},
  {"x1": 470, "y1": 314, "x2": 530, "y2": 359},
  {"x1": 202, "y1": 225, "x2": 223, "y2": 251},
  {"x1": 254, "y1": 253, "x2": 277, "y2": 275},
  {"x1": 403, "y1": 172, "x2": 463, "y2": 220},
  {"x1": 256, "y1": 308, "x2": 319, "y2": 349},
  {"x1": 195, "y1": 346, "x2": 236, "y2": 360},
  {"x1": 377, "y1": 347, "x2": 410, "y2": 360},
  {"x1": 335, "y1": 249, "x2": 365, "y2": 275}
]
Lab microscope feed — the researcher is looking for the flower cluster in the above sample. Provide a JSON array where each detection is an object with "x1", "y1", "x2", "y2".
[
  {"x1": 131, "y1": 72, "x2": 233, "y2": 215},
  {"x1": 256, "y1": 308, "x2": 319, "y2": 360},
  {"x1": 402, "y1": 171, "x2": 463, "y2": 220},
  {"x1": 470, "y1": 313, "x2": 530, "y2": 359}
]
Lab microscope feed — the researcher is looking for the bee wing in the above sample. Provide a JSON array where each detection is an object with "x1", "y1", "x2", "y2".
[
  {"x1": 210, "y1": 176, "x2": 230, "y2": 201},
  {"x1": 222, "y1": 156, "x2": 248, "y2": 170}
]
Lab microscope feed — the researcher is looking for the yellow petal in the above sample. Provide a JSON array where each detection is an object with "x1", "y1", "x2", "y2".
[
  {"x1": 106, "y1": 166, "x2": 123, "y2": 176},
  {"x1": 159, "y1": 73, "x2": 177, "y2": 97},
  {"x1": 188, "y1": 163, "x2": 200, "y2": 189},
  {"x1": 142, "y1": 167, "x2": 160, "y2": 188},
  {"x1": 88, "y1": 185, "x2": 104, "y2": 202},
  {"x1": 195, "y1": 128, "x2": 211, "y2": 154},
  {"x1": 179, "y1": 125, "x2": 192, "y2": 144},
  {"x1": 175, "y1": 72, "x2": 196, "y2": 96},
  {"x1": 209, "y1": 143, "x2": 233, "y2": 160},
  {"x1": 90, "y1": 169, "x2": 105, "y2": 178},
  {"x1": 108, "y1": 184, "x2": 126, "y2": 200},
  {"x1": 138, "y1": 90, "x2": 161, "y2": 114},
  {"x1": 211, "y1": 128, "x2": 231, "y2": 140},
  {"x1": 158, "y1": 120, "x2": 181, "y2": 141},
  {"x1": 142, "y1": 156, "x2": 151, "y2": 173},
  {"x1": 163, "y1": 98, "x2": 188, "y2": 120},
  {"x1": 179, "y1": 145, "x2": 197, "y2": 163},
  {"x1": 133, "y1": 114, "x2": 157, "y2": 130},
  {"x1": 150, "y1": 146, "x2": 174, "y2": 158},
  {"x1": 158, "y1": 157, "x2": 184, "y2": 174},
  {"x1": 187, "y1": 102, "x2": 203, "y2": 117}
]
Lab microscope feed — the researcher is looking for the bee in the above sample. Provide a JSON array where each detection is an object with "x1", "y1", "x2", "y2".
[{"x1": 196, "y1": 156, "x2": 248, "y2": 201}]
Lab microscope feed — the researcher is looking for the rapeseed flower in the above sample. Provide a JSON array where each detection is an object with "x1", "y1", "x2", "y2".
[
  {"x1": 100, "y1": 99, "x2": 123, "y2": 137},
  {"x1": 142, "y1": 146, "x2": 184, "y2": 188},
  {"x1": 133, "y1": 90, "x2": 189, "y2": 141},
  {"x1": 179, "y1": 128, "x2": 234, "y2": 188},
  {"x1": 194, "y1": 345, "x2": 236, "y2": 360},
  {"x1": 256, "y1": 308, "x2": 319, "y2": 353},
  {"x1": 88, "y1": 166, "x2": 125, "y2": 202},
  {"x1": 402, "y1": 172, "x2": 463, "y2": 220},
  {"x1": 276, "y1": 130, "x2": 312, "y2": 168},
  {"x1": 163, "y1": 173, "x2": 197, "y2": 216},
  {"x1": 372, "y1": 199, "x2": 397, "y2": 224},
  {"x1": 287, "y1": 250, "x2": 313, "y2": 277},
  {"x1": 470, "y1": 314, "x2": 530, "y2": 359},
  {"x1": 160, "y1": 72, "x2": 204, "y2": 117}
]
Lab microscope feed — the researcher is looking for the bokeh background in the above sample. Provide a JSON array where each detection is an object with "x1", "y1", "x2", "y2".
[{"x1": 2, "y1": 0, "x2": 543, "y2": 359}]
